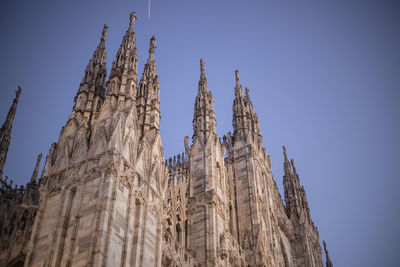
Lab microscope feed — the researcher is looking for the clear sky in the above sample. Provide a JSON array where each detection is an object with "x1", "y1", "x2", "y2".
[{"x1": 0, "y1": 1, "x2": 399, "y2": 266}]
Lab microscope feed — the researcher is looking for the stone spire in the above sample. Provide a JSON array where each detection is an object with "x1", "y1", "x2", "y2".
[
  {"x1": 234, "y1": 70, "x2": 243, "y2": 98},
  {"x1": 29, "y1": 153, "x2": 42, "y2": 183},
  {"x1": 283, "y1": 145, "x2": 292, "y2": 176},
  {"x1": 139, "y1": 36, "x2": 157, "y2": 80},
  {"x1": 282, "y1": 146, "x2": 311, "y2": 220},
  {"x1": 73, "y1": 24, "x2": 108, "y2": 122},
  {"x1": 0, "y1": 86, "x2": 21, "y2": 178},
  {"x1": 40, "y1": 142, "x2": 56, "y2": 179},
  {"x1": 107, "y1": 12, "x2": 138, "y2": 102},
  {"x1": 136, "y1": 35, "x2": 160, "y2": 136},
  {"x1": 232, "y1": 70, "x2": 261, "y2": 140},
  {"x1": 323, "y1": 240, "x2": 333, "y2": 267},
  {"x1": 192, "y1": 59, "x2": 216, "y2": 142}
]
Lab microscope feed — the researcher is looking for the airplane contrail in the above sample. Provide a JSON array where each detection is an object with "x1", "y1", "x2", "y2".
[{"x1": 148, "y1": 0, "x2": 151, "y2": 19}]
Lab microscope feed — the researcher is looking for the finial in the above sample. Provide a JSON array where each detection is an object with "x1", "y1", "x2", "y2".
[
  {"x1": 283, "y1": 145, "x2": 288, "y2": 161},
  {"x1": 149, "y1": 35, "x2": 156, "y2": 54},
  {"x1": 16, "y1": 86, "x2": 22, "y2": 97},
  {"x1": 290, "y1": 158, "x2": 297, "y2": 174},
  {"x1": 30, "y1": 153, "x2": 42, "y2": 183},
  {"x1": 200, "y1": 58, "x2": 205, "y2": 77},
  {"x1": 234, "y1": 70, "x2": 244, "y2": 97},
  {"x1": 245, "y1": 86, "x2": 250, "y2": 97},
  {"x1": 129, "y1": 12, "x2": 137, "y2": 32},
  {"x1": 101, "y1": 24, "x2": 108, "y2": 41},
  {"x1": 235, "y1": 70, "x2": 239, "y2": 84}
]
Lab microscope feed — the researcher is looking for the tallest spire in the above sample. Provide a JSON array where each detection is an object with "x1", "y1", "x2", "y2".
[
  {"x1": 107, "y1": 12, "x2": 139, "y2": 102},
  {"x1": 0, "y1": 87, "x2": 21, "y2": 178}
]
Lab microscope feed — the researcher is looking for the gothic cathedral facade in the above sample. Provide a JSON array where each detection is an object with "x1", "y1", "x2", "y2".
[{"x1": 0, "y1": 12, "x2": 333, "y2": 267}]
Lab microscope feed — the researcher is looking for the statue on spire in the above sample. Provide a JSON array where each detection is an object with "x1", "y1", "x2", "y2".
[
  {"x1": 234, "y1": 69, "x2": 243, "y2": 98},
  {"x1": 200, "y1": 58, "x2": 205, "y2": 76},
  {"x1": 197, "y1": 58, "x2": 208, "y2": 92},
  {"x1": 129, "y1": 11, "x2": 137, "y2": 32},
  {"x1": 101, "y1": 24, "x2": 108, "y2": 41},
  {"x1": 149, "y1": 35, "x2": 156, "y2": 54}
]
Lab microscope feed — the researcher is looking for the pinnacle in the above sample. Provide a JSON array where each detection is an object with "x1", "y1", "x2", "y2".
[
  {"x1": 101, "y1": 24, "x2": 108, "y2": 41},
  {"x1": 198, "y1": 58, "x2": 208, "y2": 92},
  {"x1": 30, "y1": 153, "x2": 42, "y2": 183},
  {"x1": 200, "y1": 58, "x2": 206, "y2": 79},
  {"x1": 283, "y1": 145, "x2": 288, "y2": 161},
  {"x1": 193, "y1": 59, "x2": 216, "y2": 141},
  {"x1": 0, "y1": 86, "x2": 22, "y2": 178},
  {"x1": 129, "y1": 11, "x2": 137, "y2": 32},
  {"x1": 290, "y1": 158, "x2": 297, "y2": 174},
  {"x1": 109, "y1": 12, "x2": 138, "y2": 81},
  {"x1": 149, "y1": 35, "x2": 156, "y2": 56},
  {"x1": 16, "y1": 86, "x2": 22, "y2": 98},
  {"x1": 234, "y1": 70, "x2": 243, "y2": 98},
  {"x1": 283, "y1": 145, "x2": 292, "y2": 176}
]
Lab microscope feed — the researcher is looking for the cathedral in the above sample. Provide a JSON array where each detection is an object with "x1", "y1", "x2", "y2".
[{"x1": 0, "y1": 12, "x2": 333, "y2": 267}]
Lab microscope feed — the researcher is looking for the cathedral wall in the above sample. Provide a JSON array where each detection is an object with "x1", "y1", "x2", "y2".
[
  {"x1": 279, "y1": 227, "x2": 295, "y2": 267},
  {"x1": 232, "y1": 147, "x2": 253, "y2": 249},
  {"x1": 188, "y1": 205, "x2": 206, "y2": 263},
  {"x1": 104, "y1": 173, "x2": 126, "y2": 267},
  {"x1": 30, "y1": 190, "x2": 63, "y2": 266},
  {"x1": 70, "y1": 176, "x2": 102, "y2": 265},
  {"x1": 188, "y1": 136, "x2": 230, "y2": 266},
  {"x1": 26, "y1": 149, "x2": 165, "y2": 267},
  {"x1": 141, "y1": 207, "x2": 159, "y2": 266}
]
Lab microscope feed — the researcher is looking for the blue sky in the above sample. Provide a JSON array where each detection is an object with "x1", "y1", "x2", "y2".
[{"x1": 0, "y1": 1, "x2": 399, "y2": 266}]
